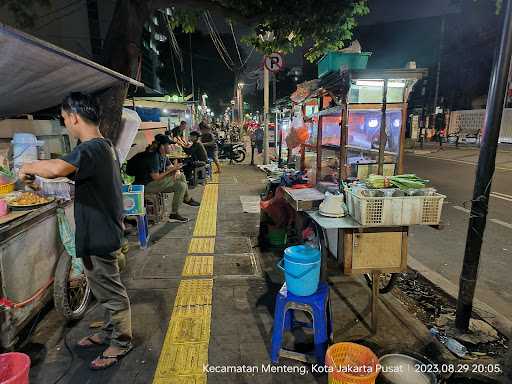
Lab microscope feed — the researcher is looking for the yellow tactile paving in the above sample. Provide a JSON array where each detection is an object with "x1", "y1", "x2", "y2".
[
  {"x1": 153, "y1": 375, "x2": 206, "y2": 384},
  {"x1": 182, "y1": 256, "x2": 214, "y2": 276},
  {"x1": 166, "y1": 305, "x2": 212, "y2": 344},
  {"x1": 193, "y1": 211, "x2": 217, "y2": 237},
  {"x1": 174, "y1": 279, "x2": 213, "y2": 307},
  {"x1": 154, "y1": 342, "x2": 209, "y2": 378},
  {"x1": 153, "y1": 177, "x2": 219, "y2": 384},
  {"x1": 208, "y1": 173, "x2": 220, "y2": 184},
  {"x1": 188, "y1": 238, "x2": 215, "y2": 254}
]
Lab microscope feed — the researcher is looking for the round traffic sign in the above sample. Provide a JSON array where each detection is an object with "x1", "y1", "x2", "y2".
[{"x1": 264, "y1": 53, "x2": 284, "y2": 72}]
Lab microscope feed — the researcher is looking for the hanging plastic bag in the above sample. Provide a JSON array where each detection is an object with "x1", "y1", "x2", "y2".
[{"x1": 57, "y1": 208, "x2": 83, "y2": 278}]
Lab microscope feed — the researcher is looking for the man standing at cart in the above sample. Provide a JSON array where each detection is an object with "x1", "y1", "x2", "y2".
[{"x1": 19, "y1": 92, "x2": 133, "y2": 370}]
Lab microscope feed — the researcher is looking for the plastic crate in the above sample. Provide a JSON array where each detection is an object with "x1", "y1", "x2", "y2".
[
  {"x1": 346, "y1": 189, "x2": 445, "y2": 226},
  {"x1": 122, "y1": 184, "x2": 144, "y2": 215},
  {"x1": 318, "y1": 52, "x2": 371, "y2": 78}
]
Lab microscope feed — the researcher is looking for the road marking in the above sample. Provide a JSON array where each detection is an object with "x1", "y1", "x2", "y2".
[
  {"x1": 452, "y1": 205, "x2": 471, "y2": 213},
  {"x1": 491, "y1": 192, "x2": 512, "y2": 203},
  {"x1": 411, "y1": 154, "x2": 512, "y2": 171},
  {"x1": 490, "y1": 218, "x2": 512, "y2": 230}
]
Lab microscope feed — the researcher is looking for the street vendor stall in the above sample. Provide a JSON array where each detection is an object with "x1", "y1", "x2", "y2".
[
  {"x1": 0, "y1": 23, "x2": 142, "y2": 349},
  {"x1": 275, "y1": 65, "x2": 447, "y2": 333}
]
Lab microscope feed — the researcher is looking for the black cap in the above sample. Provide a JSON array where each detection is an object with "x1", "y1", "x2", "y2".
[{"x1": 155, "y1": 134, "x2": 172, "y2": 145}]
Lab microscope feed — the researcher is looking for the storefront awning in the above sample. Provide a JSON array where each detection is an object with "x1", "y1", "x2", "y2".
[{"x1": 0, "y1": 23, "x2": 143, "y2": 117}]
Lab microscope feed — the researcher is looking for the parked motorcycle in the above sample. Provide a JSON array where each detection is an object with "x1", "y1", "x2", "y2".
[{"x1": 217, "y1": 139, "x2": 246, "y2": 163}]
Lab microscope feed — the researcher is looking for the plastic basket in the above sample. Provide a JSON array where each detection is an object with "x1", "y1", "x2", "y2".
[
  {"x1": 326, "y1": 343, "x2": 379, "y2": 384},
  {"x1": 0, "y1": 352, "x2": 30, "y2": 384},
  {"x1": 346, "y1": 190, "x2": 445, "y2": 226},
  {"x1": 318, "y1": 52, "x2": 372, "y2": 78},
  {"x1": 0, "y1": 182, "x2": 15, "y2": 195},
  {"x1": 122, "y1": 184, "x2": 144, "y2": 215}
]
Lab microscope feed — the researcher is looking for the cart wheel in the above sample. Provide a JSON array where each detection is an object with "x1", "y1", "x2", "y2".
[
  {"x1": 364, "y1": 273, "x2": 398, "y2": 294},
  {"x1": 54, "y1": 251, "x2": 91, "y2": 320},
  {"x1": 233, "y1": 150, "x2": 246, "y2": 163}
]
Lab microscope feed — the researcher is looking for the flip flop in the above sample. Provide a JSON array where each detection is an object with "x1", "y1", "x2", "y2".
[
  {"x1": 76, "y1": 335, "x2": 107, "y2": 349},
  {"x1": 90, "y1": 345, "x2": 134, "y2": 371}
]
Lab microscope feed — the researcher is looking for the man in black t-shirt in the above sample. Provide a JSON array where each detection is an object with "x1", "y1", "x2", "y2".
[
  {"x1": 170, "y1": 120, "x2": 191, "y2": 148},
  {"x1": 199, "y1": 122, "x2": 221, "y2": 174},
  {"x1": 19, "y1": 92, "x2": 132, "y2": 370},
  {"x1": 183, "y1": 131, "x2": 208, "y2": 181},
  {"x1": 133, "y1": 134, "x2": 200, "y2": 222}
]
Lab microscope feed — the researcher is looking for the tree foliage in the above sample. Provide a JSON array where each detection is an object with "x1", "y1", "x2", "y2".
[{"x1": 162, "y1": 0, "x2": 369, "y2": 62}]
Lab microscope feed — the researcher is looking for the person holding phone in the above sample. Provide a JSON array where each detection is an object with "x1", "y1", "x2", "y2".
[{"x1": 133, "y1": 134, "x2": 200, "y2": 223}]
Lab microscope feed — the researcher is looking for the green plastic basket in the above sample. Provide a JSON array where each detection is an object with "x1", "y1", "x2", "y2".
[{"x1": 318, "y1": 52, "x2": 371, "y2": 78}]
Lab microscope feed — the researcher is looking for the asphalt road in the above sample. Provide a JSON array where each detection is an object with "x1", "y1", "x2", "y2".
[{"x1": 404, "y1": 153, "x2": 512, "y2": 320}]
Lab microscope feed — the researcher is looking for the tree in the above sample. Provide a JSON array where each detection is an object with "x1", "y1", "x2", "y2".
[
  {"x1": 3, "y1": 0, "x2": 369, "y2": 140},
  {"x1": 98, "y1": 0, "x2": 369, "y2": 139}
]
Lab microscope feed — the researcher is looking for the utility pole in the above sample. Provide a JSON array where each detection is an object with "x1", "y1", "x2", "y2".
[
  {"x1": 433, "y1": 15, "x2": 446, "y2": 114},
  {"x1": 263, "y1": 66, "x2": 270, "y2": 164},
  {"x1": 455, "y1": 0, "x2": 512, "y2": 332}
]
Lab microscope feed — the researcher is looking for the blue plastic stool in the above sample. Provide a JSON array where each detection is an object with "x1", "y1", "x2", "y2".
[
  {"x1": 126, "y1": 213, "x2": 150, "y2": 249},
  {"x1": 270, "y1": 282, "x2": 333, "y2": 364}
]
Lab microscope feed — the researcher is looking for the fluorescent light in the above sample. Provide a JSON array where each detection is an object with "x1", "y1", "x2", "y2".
[
  {"x1": 356, "y1": 80, "x2": 383, "y2": 87},
  {"x1": 355, "y1": 80, "x2": 406, "y2": 88},
  {"x1": 162, "y1": 109, "x2": 168, "y2": 113}
]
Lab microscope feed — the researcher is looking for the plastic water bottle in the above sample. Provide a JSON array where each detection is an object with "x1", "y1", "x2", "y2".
[
  {"x1": 445, "y1": 338, "x2": 468, "y2": 358},
  {"x1": 430, "y1": 327, "x2": 468, "y2": 358}
]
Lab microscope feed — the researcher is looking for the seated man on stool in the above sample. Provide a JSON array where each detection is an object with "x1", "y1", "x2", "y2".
[
  {"x1": 183, "y1": 131, "x2": 208, "y2": 182},
  {"x1": 133, "y1": 134, "x2": 200, "y2": 223}
]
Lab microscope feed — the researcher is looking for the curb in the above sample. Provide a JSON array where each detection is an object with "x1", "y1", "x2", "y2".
[{"x1": 408, "y1": 256, "x2": 512, "y2": 338}]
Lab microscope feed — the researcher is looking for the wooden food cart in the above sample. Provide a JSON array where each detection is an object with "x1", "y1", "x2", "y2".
[{"x1": 0, "y1": 23, "x2": 142, "y2": 348}]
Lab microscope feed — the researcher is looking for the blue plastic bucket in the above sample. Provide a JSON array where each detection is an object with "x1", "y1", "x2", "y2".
[{"x1": 277, "y1": 245, "x2": 321, "y2": 296}]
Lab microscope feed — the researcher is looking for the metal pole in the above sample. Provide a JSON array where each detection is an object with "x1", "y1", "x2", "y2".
[
  {"x1": 273, "y1": 73, "x2": 277, "y2": 104},
  {"x1": 240, "y1": 87, "x2": 245, "y2": 126},
  {"x1": 278, "y1": 111, "x2": 283, "y2": 167},
  {"x1": 433, "y1": 16, "x2": 446, "y2": 116},
  {"x1": 263, "y1": 66, "x2": 270, "y2": 164},
  {"x1": 455, "y1": 0, "x2": 512, "y2": 332},
  {"x1": 378, "y1": 80, "x2": 388, "y2": 175}
]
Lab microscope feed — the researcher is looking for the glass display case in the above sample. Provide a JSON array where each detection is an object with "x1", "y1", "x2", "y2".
[{"x1": 307, "y1": 69, "x2": 427, "y2": 183}]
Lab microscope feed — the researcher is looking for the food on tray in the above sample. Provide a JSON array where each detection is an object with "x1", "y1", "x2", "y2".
[
  {"x1": 9, "y1": 192, "x2": 51, "y2": 206},
  {"x1": 366, "y1": 174, "x2": 429, "y2": 190}
]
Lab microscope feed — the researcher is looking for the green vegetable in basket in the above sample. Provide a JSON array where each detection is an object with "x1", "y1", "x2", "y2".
[{"x1": 366, "y1": 174, "x2": 430, "y2": 190}]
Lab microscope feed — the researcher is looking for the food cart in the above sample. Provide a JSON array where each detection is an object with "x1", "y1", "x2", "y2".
[
  {"x1": 281, "y1": 67, "x2": 442, "y2": 332},
  {"x1": 0, "y1": 23, "x2": 142, "y2": 349}
]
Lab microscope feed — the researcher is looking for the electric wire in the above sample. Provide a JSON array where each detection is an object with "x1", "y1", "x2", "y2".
[
  {"x1": 160, "y1": 12, "x2": 183, "y2": 95},
  {"x1": 241, "y1": 46, "x2": 256, "y2": 68},
  {"x1": 202, "y1": 11, "x2": 235, "y2": 71},
  {"x1": 229, "y1": 21, "x2": 243, "y2": 66},
  {"x1": 205, "y1": 11, "x2": 234, "y2": 66}
]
